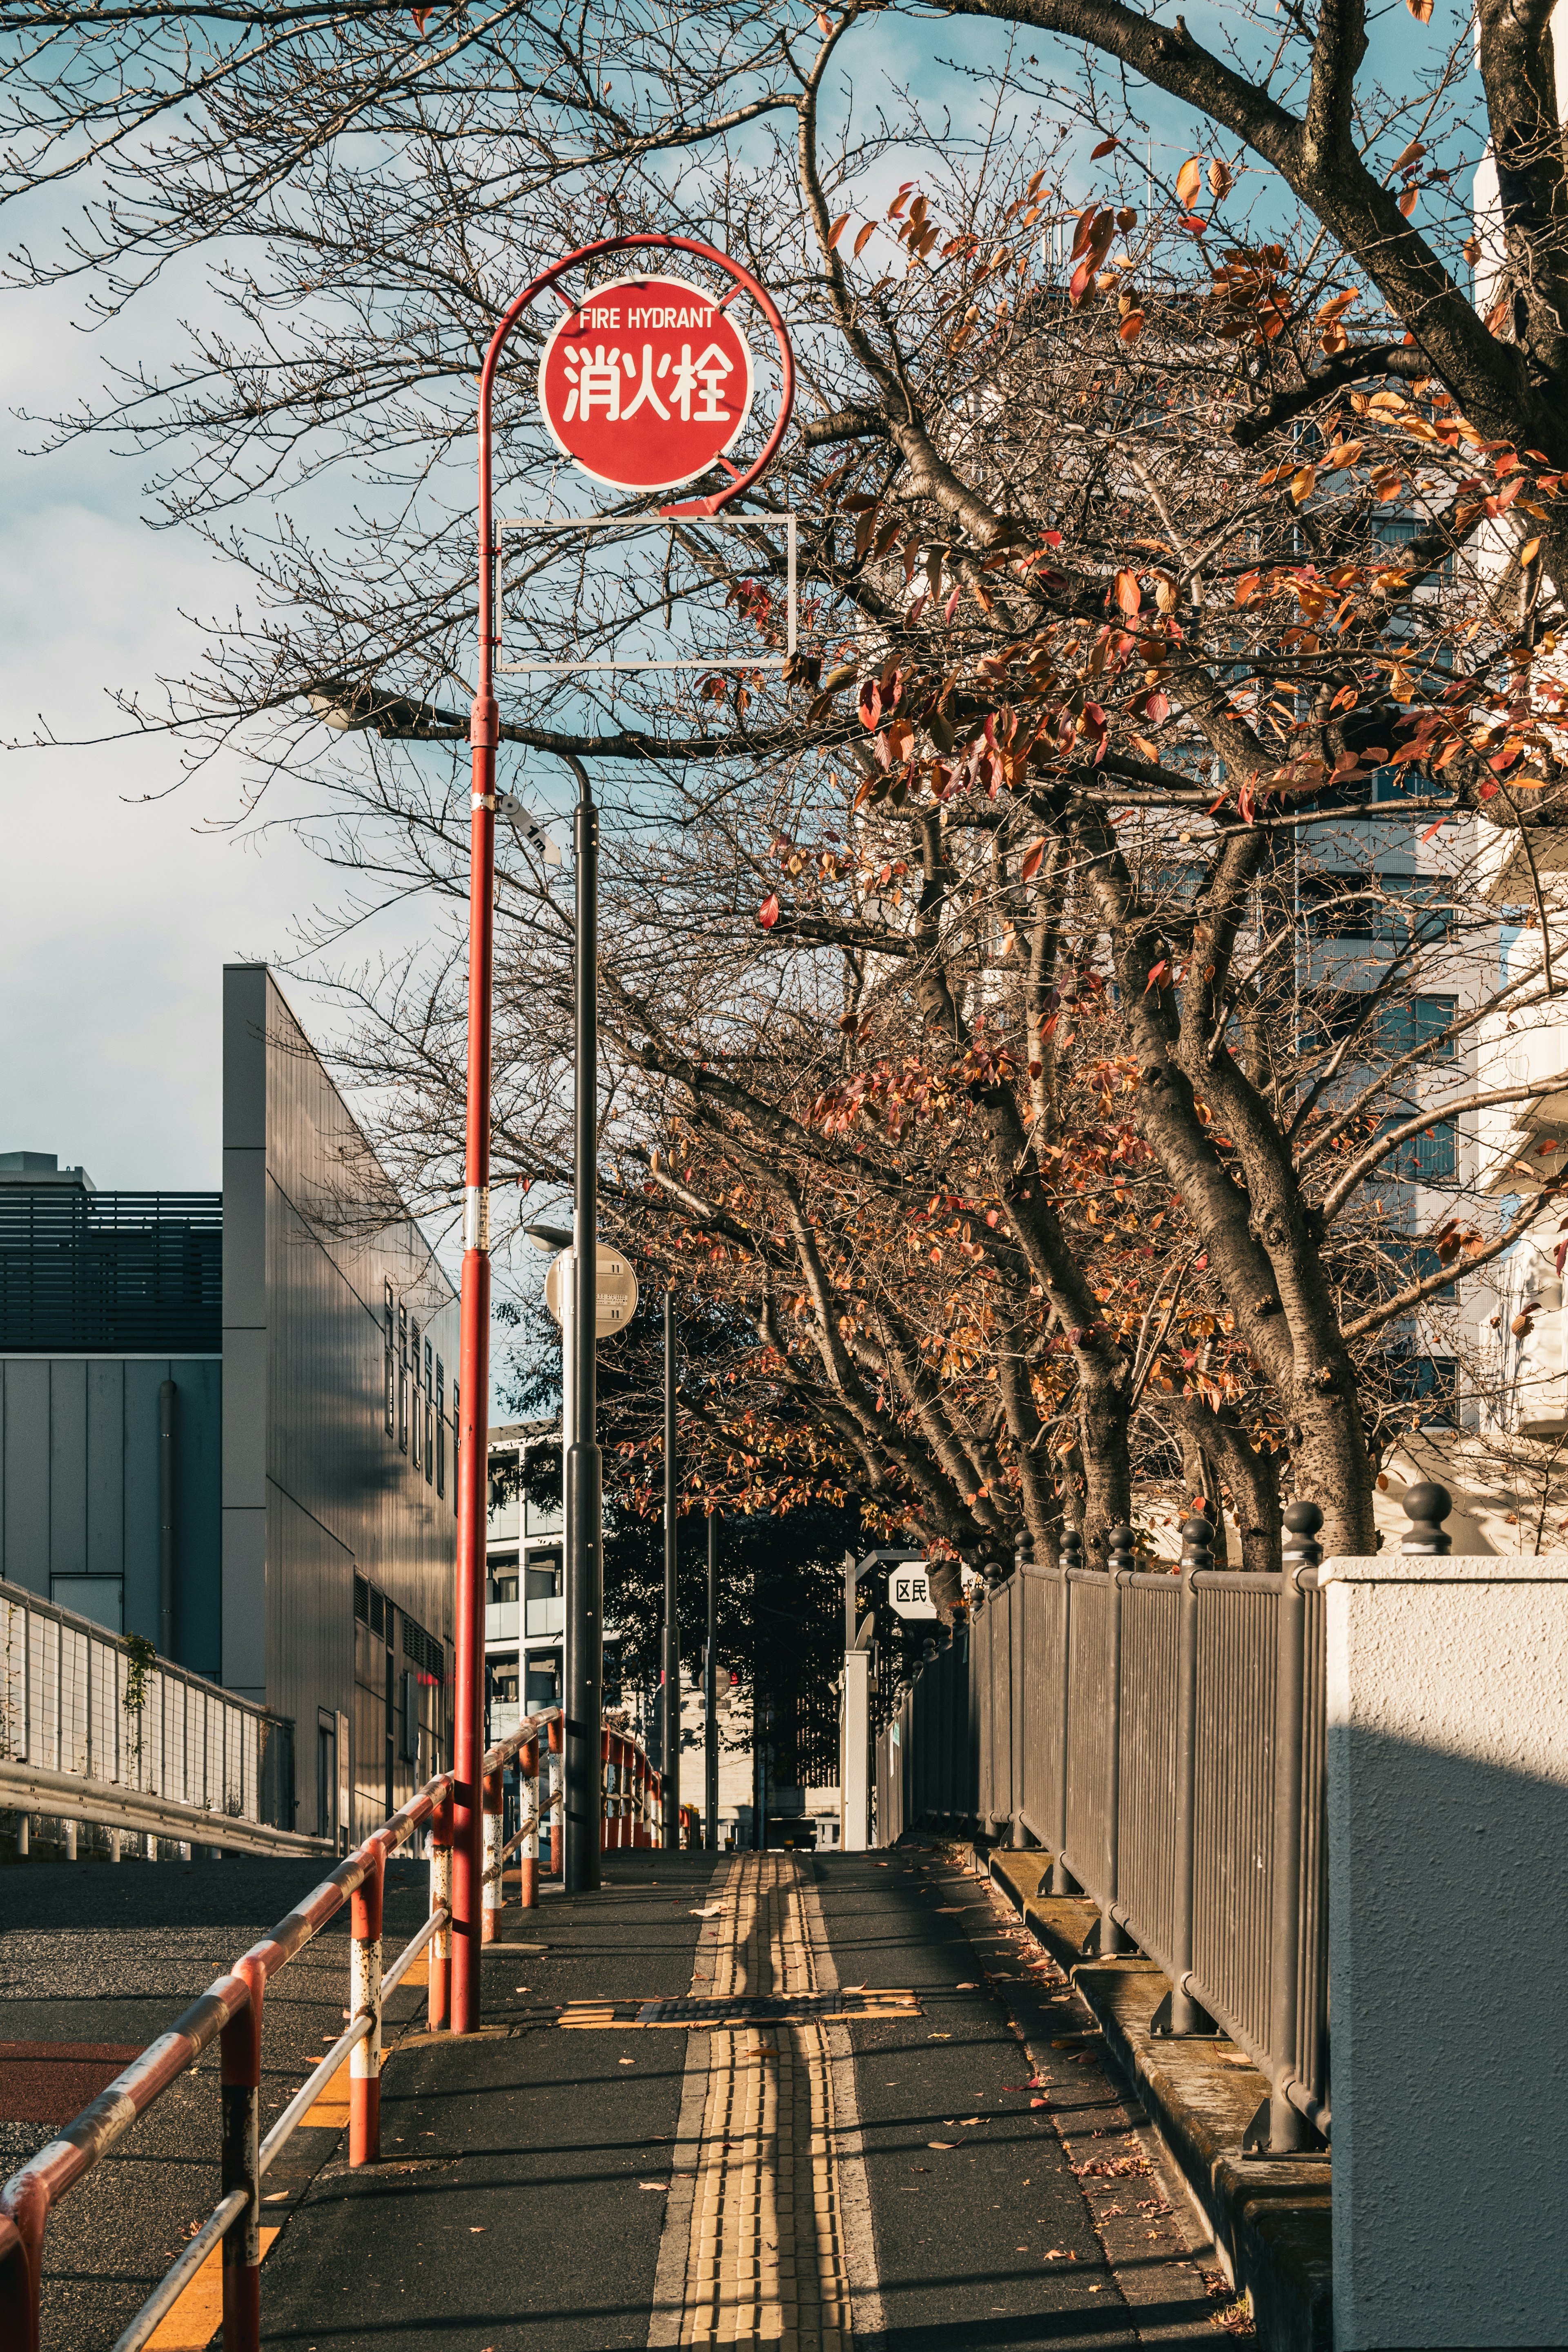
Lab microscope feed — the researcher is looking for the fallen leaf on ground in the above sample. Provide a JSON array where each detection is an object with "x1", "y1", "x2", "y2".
[
  {"x1": 619, "y1": 2058, "x2": 636, "y2": 2065},
  {"x1": 1031, "y1": 2097, "x2": 1050, "y2": 2108},
  {"x1": 927, "y1": 2032, "x2": 951, "y2": 2040},
  {"x1": 958, "y1": 2116, "x2": 982, "y2": 2125},
  {"x1": 927, "y1": 2140, "x2": 957, "y2": 2149},
  {"x1": 470, "y1": 2226, "x2": 487, "y2": 2233},
  {"x1": 689, "y1": 1904, "x2": 723, "y2": 1916},
  {"x1": 956, "y1": 1982, "x2": 978, "y2": 1990},
  {"x1": 639, "y1": 2181, "x2": 669, "y2": 2191}
]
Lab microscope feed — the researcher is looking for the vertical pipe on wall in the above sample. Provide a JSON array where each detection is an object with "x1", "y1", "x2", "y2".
[
  {"x1": 158, "y1": 1379, "x2": 176, "y2": 1662},
  {"x1": 662, "y1": 1292, "x2": 679, "y2": 1850}
]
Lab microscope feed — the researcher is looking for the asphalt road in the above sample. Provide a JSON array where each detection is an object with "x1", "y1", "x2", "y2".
[
  {"x1": 0, "y1": 1851, "x2": 436, "y2": 2352},
  {"x1": 4, "y1": 1844, "x2": 1226, "y2": 2351}
]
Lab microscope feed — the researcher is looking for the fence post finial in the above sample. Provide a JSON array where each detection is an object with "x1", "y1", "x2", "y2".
[
  {"x1": 1401, "y1": 1481, "x2": 1452, "y2": 1556},
  {"x1": 1108, "y1": 1526, "x2": 1135, "y2": 1576},
  {"x1": 1179, "y1": 1511, "x2": 1214, "y2": 1572},
  {"x1": 1059, "y1": 1524, "x2": 1083, "y2": 1575},
  {"x1": 1281, "y1": 1499, "x2": 1323, "y2": 1575}
]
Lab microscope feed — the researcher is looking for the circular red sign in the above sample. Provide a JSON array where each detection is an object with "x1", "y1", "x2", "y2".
[{"x1": 536, "y1": 274, "x2": 756, "y2": 494}]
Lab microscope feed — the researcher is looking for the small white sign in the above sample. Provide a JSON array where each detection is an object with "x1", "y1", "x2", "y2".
[
  {"x1": 888, "y1": 1562, "x2": 937, "y2": 1620},
  {"x1": 544, "y1": 1247, "x2": 639, "y2": 1337}
]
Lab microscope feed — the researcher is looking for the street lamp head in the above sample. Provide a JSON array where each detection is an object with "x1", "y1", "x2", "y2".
[
  {"x1": 525, "y1": 1221, "x2": 573, "y2": 1253},
  {"x1": 306, "y1": 677, "x2": 374, "y2": 732}
]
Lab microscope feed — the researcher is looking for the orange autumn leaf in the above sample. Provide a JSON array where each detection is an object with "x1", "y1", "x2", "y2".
[
  {"x1": 827, "y1": 213, "x2": 850, "y2": 249},
  {"x1": 1020, "y1": 837, "x2": 1047, "y2": 882},
  {"x1": 1174, "y1": 157, "x2": 1203, "y2": 209},
  {"x1": 1114, "y1": 568, "x2": 1142, "y2": 618}
]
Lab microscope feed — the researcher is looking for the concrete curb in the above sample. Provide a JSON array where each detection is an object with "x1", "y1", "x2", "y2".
[{"x1": 974, "y1": 1843, "x2": 1332, "y2": 2352}]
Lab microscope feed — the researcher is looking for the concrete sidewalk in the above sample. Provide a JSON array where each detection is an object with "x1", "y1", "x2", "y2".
[{"x1": 244, "y1": 1844, "x2": 1230, "y2": 2350}]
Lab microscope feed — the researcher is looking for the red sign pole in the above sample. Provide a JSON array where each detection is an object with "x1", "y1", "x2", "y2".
[{"x1": 449, "y1": 236, "x2": 792, "y2": 2029}]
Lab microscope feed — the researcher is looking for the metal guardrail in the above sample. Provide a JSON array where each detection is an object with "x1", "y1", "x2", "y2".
[
  {"x1": 0, "y1": 1701, "x2": 673, "y2": 2352},
  {"x1": 0, "y1": 1759, "x2": 329, "y2": 1860},
  {"x1": 876, "y1": 1505, "x2": 1336, "y2": 2158}
]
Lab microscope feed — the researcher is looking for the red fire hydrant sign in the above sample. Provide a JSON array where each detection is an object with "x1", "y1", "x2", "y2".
[{"x1": 536, "y1": 274, "x2": 755, "y2": 493}]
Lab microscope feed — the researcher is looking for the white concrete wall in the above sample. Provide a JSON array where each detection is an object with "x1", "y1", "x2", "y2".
[{"x1": 1325, "y1": 1554, "x2": 1568, "y2": 2349}]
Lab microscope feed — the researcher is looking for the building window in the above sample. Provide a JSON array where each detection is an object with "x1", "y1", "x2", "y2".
[
  {"x1": 435, "y1": 1357, "x2": 446, "y2": 1497},
  {"x1": 424, "y1": 1340, "x2": 435, "y2": 1483},
  {"x1": 1381, "y1": 995, "x2": 1458, "y2": 1062},
  {"x1": 452, "y1": 1382, "x2": 460, "y2": 1512},
  {"x1": 411, "y1": 1323, "x2": 422, "y2": 1472},
  {"x1": 397, "y1": 1302, "x2": 409, "y2": 1452},
  {"x1": 383, "y1": 1281, "x2": 395, "y2": 1439},
  {"x1": 1382, "y1": 1117, "x2": 1457, "y2": 1183}
]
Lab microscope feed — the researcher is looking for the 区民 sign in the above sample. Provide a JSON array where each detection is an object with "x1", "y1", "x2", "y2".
[
  {"x1": 537, "y1": 274, "x2": 755, "y2": 493},
  {"x1": 888, "y1": 1564, "x2": 937, "y2": 1621}
]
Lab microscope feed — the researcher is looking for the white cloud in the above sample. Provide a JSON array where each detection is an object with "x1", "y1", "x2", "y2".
[{"x1": 0, "y1": 494, "x2": 334, "y2": 1187}]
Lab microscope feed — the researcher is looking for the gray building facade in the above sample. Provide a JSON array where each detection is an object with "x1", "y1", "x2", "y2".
[
  {"x1": 221, "y1": 964, "x2": 459, "y2": 1844},
  {"x1": 0, "y1": 969, "x2": 463, "y2": 1847}
]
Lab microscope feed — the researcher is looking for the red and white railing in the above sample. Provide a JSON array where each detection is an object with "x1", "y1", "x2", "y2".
[{"x1": 0, "y1": 1705, "x2": 672, "y2": 2352}]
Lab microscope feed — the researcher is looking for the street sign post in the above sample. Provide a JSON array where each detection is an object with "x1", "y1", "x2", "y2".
[{"x1": 459, "y1": 232, "x2": 793, "y2": 1989}]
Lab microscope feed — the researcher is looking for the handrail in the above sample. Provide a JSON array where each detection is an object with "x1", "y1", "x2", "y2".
[
  {"x1": 0, "y1": 1757, "x2": 331, "y2": 1860},
  {"x1": 0, "y1": 1706, "x2": 562, "y2": 2352}
]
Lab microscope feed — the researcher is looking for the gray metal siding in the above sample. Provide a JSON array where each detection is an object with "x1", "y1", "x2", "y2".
[
  {"x1": 222, "y1": 964, "x2": 458, "y2": 1837},
  {"x1": 49, "y1": 1360, "x2": 87, "y2": 1581},
  {"x1": 0, "y1": 1357, "x2": 223, "y2": 1664},
  {"x1": 86, "y1": 1361, "x2": 123, "y2": 1579},
  {"x1": 2, "y1": 1360, "x2": 51, "y2": 1593}
]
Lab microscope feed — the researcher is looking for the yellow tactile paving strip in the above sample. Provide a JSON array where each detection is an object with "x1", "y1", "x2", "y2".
[{"x1": 657, "y1": 1854, "x2": 855, "y2": 2350}]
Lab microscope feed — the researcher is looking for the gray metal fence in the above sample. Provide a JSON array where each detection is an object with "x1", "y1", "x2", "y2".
[
  {"x1": 875, "y1": 1508, "x2": 1331, "y2": 2155},
  {"x1": 0, "y1": 1574, "x2": 295, "y2": 1846}
]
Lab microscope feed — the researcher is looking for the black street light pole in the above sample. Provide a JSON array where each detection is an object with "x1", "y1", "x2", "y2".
[
  {"x1": 704, "y1": 1512, "x2": 719, "y2": 1851},
  {"x1": 563, "y1": 754, "x2": 603, "y2": 1895},
  {"x1": 662, "y1": 1290, "x2": 680, "y2": 1849}
]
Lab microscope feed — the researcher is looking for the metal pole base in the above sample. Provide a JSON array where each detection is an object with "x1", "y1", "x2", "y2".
[{"x1": 1149, "y1": 1987, "x2": 1220, "y2": 2039}]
